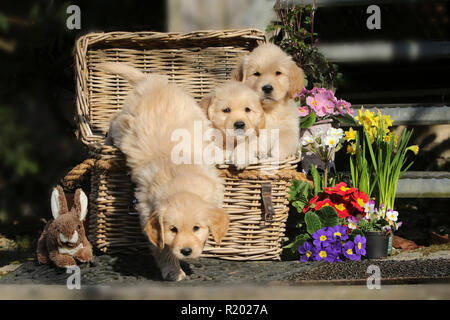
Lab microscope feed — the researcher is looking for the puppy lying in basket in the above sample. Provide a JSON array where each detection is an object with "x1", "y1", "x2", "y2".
[
  {"x1": 232, "y1": 43, "x2": 305, "y2": 160},
  {"x1": 200, "y1": 81, "x2": 266, "y2": 170},
  {"x1": 100, "y1": 63, "x2": 229, "y2": 281}
]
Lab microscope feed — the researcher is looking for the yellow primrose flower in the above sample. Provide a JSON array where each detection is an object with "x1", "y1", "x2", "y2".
[
  {"x1": 345, "y1": 127, "x2": 357, "y2": 142},
  {"x1": 347, "y1": 143, "x2": 356, "y2": 155}
]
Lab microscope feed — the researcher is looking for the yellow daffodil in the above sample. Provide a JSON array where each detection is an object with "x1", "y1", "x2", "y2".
[
  {"x1": 354, "y1": 108, "x2": 365, "y2": 125},
  {"x1": 368, "y1": 127, "x2": 377, "y2": 144},
  {"x1": 347, "y1": 143, "x2": 356, "y2": 155},
  {"x1": 354, "y1": 107, "x2": 375, "y2": 127},
  {"x1": 383, "y1": 133, "x2": 392, "y2": 142},
  {"x1": 382, "y1": 114, "x2": 394, "y2": 127},
  {"x1": 345, "y1": 127, "x2": 357, "y2": 142},
  {"x1": 408, "y1": 145, "x2": 419, "y2": 155},
  {"x1": 373, "y1": 115, "x2": 381, "y2": 129},
  {"x1": 363, "y1": 110, "x2": 375, "y2": 128}
]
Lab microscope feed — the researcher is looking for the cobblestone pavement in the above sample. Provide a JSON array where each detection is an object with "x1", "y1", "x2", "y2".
[
  {"x1": 1, "y1": 249, "x2": 450, "y2": 287},
  {"x1": 0, "y1": 254, "x2": 317, "y2": 286}
]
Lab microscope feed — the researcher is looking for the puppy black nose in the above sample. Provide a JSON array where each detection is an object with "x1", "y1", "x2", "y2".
[
  {"x1": 262, "y1": 84, "x2": 273, "y2": 94},
  {"x1": 180, "y1": 247, "x2": 192, "y2": 256},
  {"x1": 234, "y1": 121, "x2": 245, "y2": 129}
]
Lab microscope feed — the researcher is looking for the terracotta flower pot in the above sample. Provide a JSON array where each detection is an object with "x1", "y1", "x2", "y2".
[{"x1": 365, "y1": 231, "x2": 389, "y2": 259}]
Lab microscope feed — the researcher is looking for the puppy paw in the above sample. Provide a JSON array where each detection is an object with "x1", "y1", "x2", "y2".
[
  {"x1": 234, "y1": 161, "x2": 249, "y2": 171},
  {"x1": 228, "y1": 150, "x2": 250, "y2": 170},
  {"x1": 162, "y1": 268, "x2": 186, "y2": 281},
  {"x1": 249, "y1": 151, "x2": 259, "y2": 165}
]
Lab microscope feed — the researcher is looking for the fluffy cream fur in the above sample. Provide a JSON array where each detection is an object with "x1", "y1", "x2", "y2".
[
  {"x1": 100, "y1": 63, "x2": 229, "y2": 281},
  {"x1": 232, "y1": 43, "x2": 305, "y2": 159},
  {"x1": 200, "y1": 81, "x2": 265, "y2": 169}
]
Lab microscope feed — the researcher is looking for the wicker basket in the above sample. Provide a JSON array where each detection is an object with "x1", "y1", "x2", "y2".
[{"x1": 64, "y1": 29, "x2": 307, "y2": 260}]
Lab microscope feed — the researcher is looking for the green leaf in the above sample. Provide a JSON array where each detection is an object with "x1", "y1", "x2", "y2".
[
  {"x1": 305, "y1": 211, "x2": 322, "y2": 235},
  {"x1": 310, "y1": 164, "x2": 321, "y2": 194},
  {"x1": 288, "y1": 179, "x2": 313, "y2": 212},
  {"x1": 357, "y1": 219, "x2": 371, "y2": 233},
  {"x1": 331, "y1": 114, "x2": 357, "y2": 126},
  {"x1": 283, "y1": 233, "x2": 311, "y2": 250},
  {"x1": 350, "y1": 228, "x2": 364, "y2": 240},
  {"x1": 318, "y1": 206, "x2": 339, "y2": 227},
  {"x1": 300, "y1": 111, "x2": 316, "y2": 129},
  {"x1": 282, "y1": 233, "x2": 311, "y2": 260}
]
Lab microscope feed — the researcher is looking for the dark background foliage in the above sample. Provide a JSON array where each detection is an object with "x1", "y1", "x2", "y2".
[{"x1": 0, "y1": 1, "x2": 166, "y2": 239}]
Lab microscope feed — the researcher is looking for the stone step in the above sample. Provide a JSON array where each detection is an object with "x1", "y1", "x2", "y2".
[
  {"x1": 337, "y1": 171, "x2": 450, "y2": 198},
  {"x1": 397, "y1": 171, "x2": 450, "y2": 198},
  {"x1": 346, "y1": 104, "x2": 450, "y2": 126}
]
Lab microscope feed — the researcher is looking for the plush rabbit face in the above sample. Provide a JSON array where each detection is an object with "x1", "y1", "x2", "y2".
[{"x1": 50, "y1": 186, "x2": 88, "y2": 249}]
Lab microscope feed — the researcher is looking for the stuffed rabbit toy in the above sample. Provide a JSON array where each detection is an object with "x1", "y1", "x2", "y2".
[{"x1": 37, "y1": 185, "x2": 93, "y2": 268}]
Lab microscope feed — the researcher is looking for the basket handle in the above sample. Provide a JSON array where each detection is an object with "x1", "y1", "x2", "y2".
[{"x1": 261, "y1": 182, "x2": 275, "y2": 221}]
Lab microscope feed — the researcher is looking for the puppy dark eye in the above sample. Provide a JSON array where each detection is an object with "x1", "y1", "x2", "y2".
[
  {"x1": 193, "y1": 226, "x2": 200, "y2": 232},
  {"x1": 170, "y1": 226, "x2": 178, "y2": 233},
  {"x1": 245, "y1": 107, "x2": 251, "y2": 112},
  {"x1": 223, "y1": 107, "x2": 231, "y2": 113},
  {"x1": 77, "y1": 225, "x2": 81, "y2": 230},
  {"x1": 253, "y1": 72, "x2": 260, "y2": 77},
  {"x1": 275, "y1": 71, "x2": 282, "y2": 76}
]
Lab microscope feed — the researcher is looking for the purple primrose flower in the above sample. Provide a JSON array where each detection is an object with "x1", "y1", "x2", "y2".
[
  {"x1": 343, "y1": 241, "x2": 361, "y2": 261},
  {"x1": 329, "y1": 225, "x2": 349, "y2": 241},
  {"x1": 298, "y1": 241, "x2": 315, "y2": 262},
  {"x1": 312, "y1": 228, "x2": 333, "y2": 248},
  {"x1": 315, "y1": 246, "x2": 337, "y2": 263},
  {"x1": 354, "y1": 235, "x2": 366, "y2": 256}
]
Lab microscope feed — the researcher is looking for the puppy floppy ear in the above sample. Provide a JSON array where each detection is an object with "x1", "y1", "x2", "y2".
[
  {"x1": 144, "y1": 215, "x2": 165, "y2": 250},
  {"x1": 50, "y1": 186, "x2": 68, "y2": 220},
  {"x1": 231, "y1": 55, "x2": 248, "y2": 82},
  {"x1": 73, "y1": 188, "x2": 88, "y2": 221},
  {"x1": 288, "y1": 61, "x2": 305, "y2": 99},
  {"x1": 199, "y1": 93, "x2": 214, "y2": 118},
  {"x1": 208, "y1": 207, "x2": 229, "y2": 244}
]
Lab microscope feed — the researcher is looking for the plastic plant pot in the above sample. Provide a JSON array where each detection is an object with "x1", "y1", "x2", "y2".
[{"x1": 365, "y1": 231, "x2": 389, "y2": 259}]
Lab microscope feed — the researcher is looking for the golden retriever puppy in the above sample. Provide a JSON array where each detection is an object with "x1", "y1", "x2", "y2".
[
  {"x1": 232, "y1": 43, "x2": 305, "y2": 160},
  {"x1": 99, "y1": 63, "x2": 229, "y2": 281},
  {"x1": 200, "y1": 81, "x2": 265, "y2": 169}
]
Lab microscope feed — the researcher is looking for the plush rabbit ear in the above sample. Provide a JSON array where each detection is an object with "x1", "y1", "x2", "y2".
[
  {"x1": 73, "y1": 188, "x2": 88, "y2": 221},
  {"x1": 50, "y1": 186, "x2": 68, "y2": 220}
]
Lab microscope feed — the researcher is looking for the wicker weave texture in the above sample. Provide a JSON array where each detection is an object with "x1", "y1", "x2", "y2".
[{"x1": 88, "y1": 146, "x2": 301, "y2": 260}]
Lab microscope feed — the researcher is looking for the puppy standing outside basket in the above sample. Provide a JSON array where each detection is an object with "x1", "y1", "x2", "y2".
[{"x1": 99, "y1": 63, "x2": 229, "y2": 281}]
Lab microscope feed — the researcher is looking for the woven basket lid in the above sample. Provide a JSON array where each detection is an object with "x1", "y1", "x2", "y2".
[{"x1": 74, "y1": 29, "x2": 267, "y2": 148}]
